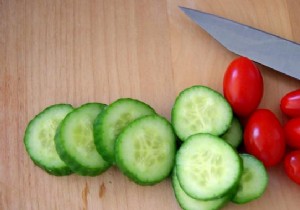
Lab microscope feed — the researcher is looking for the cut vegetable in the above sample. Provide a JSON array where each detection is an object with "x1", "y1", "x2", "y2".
[
  {"x1": 24, "y1": 104, "x2": 74, "y2": 176},
  {"x1": 176, "y1": 133, "x2": 242, "y2": 200},
  {"x1": 232, "y1": 154, "x2": 268, "y2": 204},
  {"x1": 172, "y1": 167, "x2": 230, "y2": 210},
  {"x1": 115, "y1": 115, "x2": 176, "y2": 185},
  {"x1": 172, "y1": 85, "x2": 233, "y2": 141},
  {"x1": 221, "y1": 116, "x2": 243, "y2": 148},
  {"x1": 94, "y1": 98, "x2": 156, "y2": 163},
  {"x1": 55, "y1": 103, "x2": 111, "y2": 176}
]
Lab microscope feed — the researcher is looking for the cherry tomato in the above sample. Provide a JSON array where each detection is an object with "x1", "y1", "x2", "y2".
[
  {"x1": 244, "y1": 109, "x2": 286, "y2": 167},
  {"x1": 280, "y1": 89, "x2": 300, "y2": 118},
  {"x1": 284, "y1": 150, "x2": 300, "y2": 185},
  {"x1": 284, "y1": 117, "x2": 300, "y2": 149},
  {"x1": 223, "y1": 57, "x2": 263, "y2": 117}
]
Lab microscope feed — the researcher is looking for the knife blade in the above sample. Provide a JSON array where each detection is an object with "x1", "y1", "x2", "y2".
[{"x1": 180, "y1": 6, "x2": 300, "y2": 80}]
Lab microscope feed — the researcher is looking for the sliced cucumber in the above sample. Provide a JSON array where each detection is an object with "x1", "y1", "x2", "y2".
[
  {"x1": 172, "y1": 167, "x2": 230, "y2": 210},
  {"x1": 232, "y1": 154, "x2": 268, "y2": 204},
  {"x1": 115, "y1": 115, "x2": 176, "y2": 185},
  {"x1": 172, "y1": 85, "x2": 233, "y2": 141},
  {"x1": 94, "y1": 98, "x2": 156, "y2": 164},
  {"x1": 176, "y1": 133, "x2": 242, "y2": 200},
  {"x1": 55, "y1": 103, "x2": 111, "y2": 176},
  {"x1": 24, "y1": 104, "x2": 74, "y2": 176},
  {"x1": 221, "y1": 116, "x2": 243, "y2": 148}
]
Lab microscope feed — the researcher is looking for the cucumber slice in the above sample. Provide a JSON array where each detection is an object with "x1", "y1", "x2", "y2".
[
  {"x1": 221, "y1": 116, "x2": 243, "y2": 148},
  {"x1": 172, "y1": 85, "x2": 233, "y2": 141},
  {"x1": 24, "y1": 104, "x2": 74, "y2": 176},
  {"x1": 176, "y1": 133, "x2": 242, "y2": 200},
  {"x1": 94, "y1": 98, "x2": 156, "y2": 163},
  {"x1": 55, "y1": 103, "x2": 111, "y2": 176},
  {"x1": 115, "y1": 115, "x2": 176, "y2": 185},
  {"x1": 232, "y1": 154, "x2": 268, "y2": 204},
  {"x1": 172, "y1": 168, "x2": 230, "y2": 210}
]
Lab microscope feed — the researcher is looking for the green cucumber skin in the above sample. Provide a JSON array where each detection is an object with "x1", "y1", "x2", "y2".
[
  {"x1": 93, "y1": 98, "x2": 156, "y2": 164},
  {"x1": 171, "y1": 85, "x2": 233, "y2": 141},
  {"x1": 93, "y1": 109, "x2": 111, "y2": 162},
  {"x1": 115, "y1": 115, "x2": 176, "y2": 186},
  {"x1": 172, "y1": 169, "x2": 230, "y2": 210},
  {"x1": 231, "y1": 154, "x2": 268, "y2": 204},
  {"x1": 24, "y1": 104, "x2": 74, "y2": 176},
  {"x1": 221, "y1": 116, "x2": 243, "y2": 148},
  {"x1": 55, "y1": 103, "x2": 111, "y2": 176},
  {"x1": 176, "y1": 133, "x2": 243, "y2": 200}
]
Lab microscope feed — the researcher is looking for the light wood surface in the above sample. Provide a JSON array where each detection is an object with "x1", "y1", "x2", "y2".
[{"x1": 1, "y1": 0, "x2": 300, "y2": 209}]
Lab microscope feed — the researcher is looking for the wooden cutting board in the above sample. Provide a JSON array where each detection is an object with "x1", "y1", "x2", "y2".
[{"x1": 1, "y1": 0, "x2": 300, "y2": 209}]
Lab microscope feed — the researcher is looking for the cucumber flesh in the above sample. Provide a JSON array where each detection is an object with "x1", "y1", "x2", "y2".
[
  {"x1": 232, "y1": 154, "x2": 268, "y2": 204},
  {"x1": 176, "y1": 133, "x2": 242, "y2": 200},
  {"x1": 172, "y1": 85, "x2": 233, "y2": 141},
  {"x1": 55, "y1": 103, "x2": 111, "y2": 176},
  {"x1": 94, "y1": 98, "x2": 155, "y2": 163},
  {"x1": 221, "y1": 116, "x2": 243, "y2": 148},
  {"x1": 24, "y1": 104, "x2": 74, "y2": 176},
  {"x1": 115, "y1": 115, "x2": 176, "y2": 185},
  {"x1": 172, "y1": 168, "x2": 230, "y2": 210}
]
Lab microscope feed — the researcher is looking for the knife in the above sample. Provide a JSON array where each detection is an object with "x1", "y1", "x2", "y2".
[{"x1": 180, "y1": 6, "x2": 300, "y2": 80}]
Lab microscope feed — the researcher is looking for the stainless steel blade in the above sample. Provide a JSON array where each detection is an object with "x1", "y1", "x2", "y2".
[{"x1": 180, "y1": 6, "x2": 300, "y2": 80}]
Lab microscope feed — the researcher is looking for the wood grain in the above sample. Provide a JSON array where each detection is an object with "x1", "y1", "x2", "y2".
[{"x1": 0, "y1": 0, "x2": 299, "y2": 209}]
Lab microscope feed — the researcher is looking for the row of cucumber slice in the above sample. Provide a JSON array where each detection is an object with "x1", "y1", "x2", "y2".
[
  {"x1": 24, "y1": 85, "x2": 268, "y2": 209},
  {"x1": 24, "y1": 99, "x2": 176, "y2": 185}
]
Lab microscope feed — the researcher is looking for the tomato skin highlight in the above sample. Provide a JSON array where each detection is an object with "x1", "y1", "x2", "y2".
[
  {"x1": 280, "y1": 89, "x2": 300, "y2": 118},
  {"x1": 284, "y1": 150, "x2": 300, "y2": 185},
  {"x1": 284, "y1": 118, "x2": 300, "y2": 149},
  {"x1": 223, "y1": 57, "x2": 263, "y2": 117},
  {"x1": 244, "y1": 109, "x2": 286, "y2": 167}
]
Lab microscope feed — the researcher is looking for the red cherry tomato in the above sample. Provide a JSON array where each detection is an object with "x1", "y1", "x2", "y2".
[
  {"x1": 244, "y1": 109, "x2": 286, "y2": 167},
  {"x1": 280, "y1": 89, "x2": 300, "y2": 118},
  {"x1": 284, "y1": 150, "x2": 300, "y2": 185},
  {"x1": 223, "y1": 57, "x2": 263, "y2": 117},
  {"x1": 284, "y1": 118, "x2": 300, "y2": 149}
]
